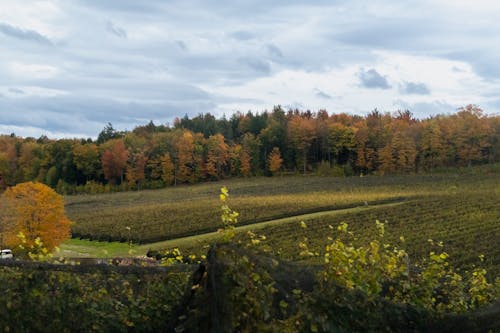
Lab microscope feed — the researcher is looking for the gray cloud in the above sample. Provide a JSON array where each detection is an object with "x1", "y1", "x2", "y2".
[
  {"x1": 266, "y1": 44, "x2": 283, "y2": 58},
  {"x1": 0, "y1": 22, "x2": 52, "y2": 45},
  {"x1": 238, "y1": 57, "x2": 271, "y2": 74},
  {"x1": 0, "y1": 94, "x2": 216, "y2": 137},
  {"x1": 75, "y1": 0, "x2": 165, "y2": 13},
  {"x1": 212, "y1": 94, "x2": 265, "y2": 105},
  {"x1": 230, "y1": 30, "x2": 255, "y2": 41},
  {"x1": 358, "y1": 69, "x2": 391, "y2": 89},
  {"x1": 175, "y1": 40, "x2": 187, "y2": 51},
  {"x1": 332, "y1": 4, "x2": 500, "y2": 83},
  {"x1": 8, "y1": 87, "x2": 24, "y2": 94},
  {"x1": 483, "y1": 99, "x2": 500, "y2": 113},
  {"x1": 285, "y1": 101, "x2": 305, "y2": 110},
  {"x1": 1, "y1": 1, "x2": 500, "y2": 138},
  {"x1": 448, "y1": 51, "x2": 500, "y2": 80},
  {"x1": 335, "y1": 19, "x2": 437, "y2": 50},
  {"x1": 399, "y1": 81, "x2": 430, "y2": 95},
  {"x1": 106, "y1": 21, "x2": 127, "y2": 39},
  {"x1": 314, "y1": 88, "x2": 332, "y2": 99}
]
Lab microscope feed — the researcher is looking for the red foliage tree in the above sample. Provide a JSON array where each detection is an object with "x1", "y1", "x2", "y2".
[{"x1": 101, "y1": 139, "x2": 128, "y2": 184}]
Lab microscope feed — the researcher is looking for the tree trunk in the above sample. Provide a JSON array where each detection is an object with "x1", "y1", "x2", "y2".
[{"x1": 303, "y1": 149, "x2": 307, "y2": 175}]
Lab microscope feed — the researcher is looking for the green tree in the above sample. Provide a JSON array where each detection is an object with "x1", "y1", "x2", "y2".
[
  {"x1": 328, "y1": 122, "x2": 356, "y2": 166},
  {"x1": 73, "y1": 143, "x2": 100, "y2": 182},
  {"x1": 242, "y1": 133, "x2": 262, "y2": 175},
  {"x1": 97, "y1": 122, "x2": 122, "y2": 144}
]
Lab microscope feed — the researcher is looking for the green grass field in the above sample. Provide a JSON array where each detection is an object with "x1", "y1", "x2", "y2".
[{"x1": 61, "y1": 164, "x2": 500, "y2": 276}]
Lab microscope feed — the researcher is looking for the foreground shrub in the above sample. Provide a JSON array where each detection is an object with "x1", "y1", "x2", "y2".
[{"x1": 0, "y1": 262, "x2": 192, "y2": 332}]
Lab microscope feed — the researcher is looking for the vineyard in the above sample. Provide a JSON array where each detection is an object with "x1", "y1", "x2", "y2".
[
  {"x1": 243, "y1": 192, "x2": 500, "y2": 275},
  {"x1": 3, "y1": 1, "x2": 500, "y2": 329},
  {"x1": 65, "y1": 165, "x2": 500, "y2": 276},
  {"x1": 2, "y1": 165, "x2": 499, "y2": 332},
  {"x1": 66, "y1": 167, "x2": 495, "y2": 240}
]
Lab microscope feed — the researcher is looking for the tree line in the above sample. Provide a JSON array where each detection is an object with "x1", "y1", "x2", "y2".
[{"x1": 0, "y1": 105, "x2": 499, "y2": 193}]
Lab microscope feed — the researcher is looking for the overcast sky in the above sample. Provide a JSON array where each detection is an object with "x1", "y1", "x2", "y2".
[{"x1": 1, "y1": 0, "x2": 500, "y2": 138}]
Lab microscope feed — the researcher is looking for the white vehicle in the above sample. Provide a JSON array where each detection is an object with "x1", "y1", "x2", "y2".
[{"x1": 0, "y1": 249, "x2": 13, "y2": 259}]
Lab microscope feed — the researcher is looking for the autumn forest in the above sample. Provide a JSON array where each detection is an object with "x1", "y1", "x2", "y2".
[{"x1": 0, "y1": 104, "x2": 499, "y2": 193}]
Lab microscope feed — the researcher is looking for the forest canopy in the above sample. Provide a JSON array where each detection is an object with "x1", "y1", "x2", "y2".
[{"x1": 0, "y1": 105, "x2": 498, "y2": 193}]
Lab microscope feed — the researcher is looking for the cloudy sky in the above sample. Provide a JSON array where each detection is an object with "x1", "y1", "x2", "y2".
[{"x1": 1, "y1": 0, "x2": 500, "y2": 138}]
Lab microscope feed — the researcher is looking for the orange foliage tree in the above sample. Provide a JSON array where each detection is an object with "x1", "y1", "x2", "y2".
[
  {"x1": 0, "y1": 182, "x2": 71, "y2": 250},
  {"x1": 288, "y1": 115, "x2": 317, "y2": 174},
  {"x1": 268, "y1": 147, "x2": 283, "y2": 176},
  {"x1": 126, "y1": 151, "x2": 148, "y2": 189},
  {"x1": 205, "y1": 134, "x2": 230, "y2": 180}
]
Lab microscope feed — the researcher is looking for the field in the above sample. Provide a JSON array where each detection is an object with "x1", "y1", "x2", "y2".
[
  {"x1": 67, "y1": 175, "x2": 421, "y2": 242},
  {"x1": 63, "y1": 164, "x2": 500, "y2": 276}
]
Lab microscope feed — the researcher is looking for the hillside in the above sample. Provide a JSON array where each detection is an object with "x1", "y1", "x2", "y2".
[{"x1": 64, "y1": 164, "x2": 500, "y2": 276}]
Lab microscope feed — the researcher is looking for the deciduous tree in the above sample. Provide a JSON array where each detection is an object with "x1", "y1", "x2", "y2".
[
  {"x1": 420, "y1": 120, "x2": 446, "y2": 170},
  {"x1": 268, "y1": 147, "x2": 283, "y2": 176},
  {"x1": 126, "y1": 152, "x2": 148, "y2": 190},
  {"x1": 101, "y1": 139, "x2": 128, "y2": 184},
  {"x1": 455, "y1": 105, "x2": 493, "y2": 166},
  {"x1": 288, "y1": 115, "x2": 317, "y2": 174},
  {"x1": 18, "y1": 142, "x2": 42, "y2": 182},
  {"x1": 205, "y1": 134, "x2": 229, "y2": 179},
  {"x1": 160, "y1": 153, "x2": 175, "y2": 185},
  {"x1": 242, "y1": 133, "x2": 261, "y2": 175},
  {"x1": 0, "y1": 152, "x2": 9, "y2": 190},
  {"x1": 0, "y1": 182, "x2": 71, "y2": 250},
  {"x1": 73, "y1": 143, "x2": 100, "y2": 182},
  {"x1": 175, "y1": 130, "x2": 195, "y2": 183}
]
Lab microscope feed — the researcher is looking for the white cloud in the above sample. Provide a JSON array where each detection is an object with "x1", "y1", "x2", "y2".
[
  {"x1": 1, "y1": 0, "x2": 500, "y2": 137},
  {"x1": 0, "y1": 1, "x2": 65, "y2": 39},
  {"x1": 8, "y1": 62, "x2": 60, "y2": 79},
  {"x1": 210, "y1": 50, "x2": 500, "y2": 117}
]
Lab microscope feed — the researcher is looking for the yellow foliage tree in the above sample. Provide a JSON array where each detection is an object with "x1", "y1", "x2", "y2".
[
  {"x1": 288, "y1": 115, "x2": 316, "y2": 174},
  {"x1": 160, "y1": 153, "x2": 175, "y2": 185},
  {"x1": 205, "y1": 134, "x2": 229, "y2": 180},
  {"x1": 0, "y1": 182, "x2": 72, "y2": 251},
  {"x1": 175, "y1": 130, "x2": 195, "y2": 183},
  {"x1": 267, "y1": 147, "x2": 283, "y2": 176}
]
